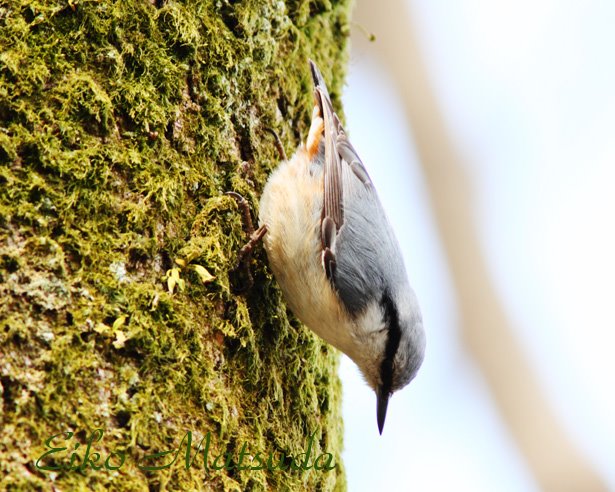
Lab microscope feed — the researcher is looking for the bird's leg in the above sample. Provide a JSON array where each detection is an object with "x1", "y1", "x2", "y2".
[
  {"x1": 265, "y1": 128, "x2": 287, "y2": 161},
  {"x1": 226, "y1": 191, "x2": 267, "y2": 291},
  {"x1": 227, "y1": 191, "x2": 256, "y2": 236}
]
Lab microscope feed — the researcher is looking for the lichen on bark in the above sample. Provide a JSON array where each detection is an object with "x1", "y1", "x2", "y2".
[{"x1": 0, "y1": 0, "x2": 352, "y2": 489}]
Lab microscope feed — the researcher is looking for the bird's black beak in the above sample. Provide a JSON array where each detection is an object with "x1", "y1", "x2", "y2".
[{"x1": 376, "y1": 387, "x2": 390, "y2": 435}]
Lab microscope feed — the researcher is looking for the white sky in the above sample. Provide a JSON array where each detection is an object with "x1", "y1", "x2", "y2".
[{"x1": 339, "y1": 1, "x2": 615, "y2": 490}]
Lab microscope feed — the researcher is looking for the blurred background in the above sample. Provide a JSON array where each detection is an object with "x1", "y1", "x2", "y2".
[{"x1": 339, "y1": 1, "x2": 615, "y2": 491}]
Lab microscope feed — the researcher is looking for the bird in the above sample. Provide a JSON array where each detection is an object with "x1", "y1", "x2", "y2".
[{"x1": 233, "y1": 60, "x2": 425, "y2": 434}]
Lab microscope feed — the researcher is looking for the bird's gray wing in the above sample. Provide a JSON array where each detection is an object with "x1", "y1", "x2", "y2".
[
  {"x1": 319, "y1": 89, "x2": 344, "y2": 281},
  {"x1": 332, "y1": 129, "x2": 403, "y2": 315},
  {"x1": 310, "y1": 61, "x2": 343, "y2": 281},
  {"x1": 310, "y1": 60, "x2": 403, "y2": 315}
]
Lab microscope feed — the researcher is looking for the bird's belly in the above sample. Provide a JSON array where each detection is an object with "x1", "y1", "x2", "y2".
[{"x1": 258, "y1": 151, "x2": 357, "y2": 357}]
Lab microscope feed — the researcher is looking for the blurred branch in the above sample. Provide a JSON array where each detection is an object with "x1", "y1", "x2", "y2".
[{"x1": 352, "y1": 1, "x2": 607, "y2": 491}]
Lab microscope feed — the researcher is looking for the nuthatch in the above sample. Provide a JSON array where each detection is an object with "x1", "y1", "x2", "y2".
[{"x1": 233, "y1": 60, "x2": 425, "y2": 434}]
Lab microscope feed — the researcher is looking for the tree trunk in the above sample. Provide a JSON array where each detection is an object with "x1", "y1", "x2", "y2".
[{"x1": 0, "y1": 1, "x2": 351, "y2": 490}]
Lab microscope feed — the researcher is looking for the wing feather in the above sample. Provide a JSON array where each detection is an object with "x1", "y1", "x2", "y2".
[
  {"x1": 309, "y1": 60, "x2": 401, "y2": 312},
  {"x1": 319, "y1": 88, "x2": 344, "y2": 231}
]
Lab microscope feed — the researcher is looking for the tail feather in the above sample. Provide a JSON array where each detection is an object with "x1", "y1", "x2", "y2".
[{"x1": 309, "y1": 59, "x2": 330, "y2": 97}]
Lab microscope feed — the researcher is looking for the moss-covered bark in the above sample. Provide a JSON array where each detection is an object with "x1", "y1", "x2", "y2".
[{"x1": 0, "y1": 0, "x2": 352, "y2": 489}]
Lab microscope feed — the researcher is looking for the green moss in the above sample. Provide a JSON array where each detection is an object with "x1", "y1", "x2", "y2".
[{"x1": 0, "y1": 0, "x2": 352, "y2": 490}]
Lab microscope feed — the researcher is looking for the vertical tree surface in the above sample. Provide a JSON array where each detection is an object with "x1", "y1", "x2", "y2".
[{"x1": 0, "y1": 1, "x2": 352, "y2": 489}]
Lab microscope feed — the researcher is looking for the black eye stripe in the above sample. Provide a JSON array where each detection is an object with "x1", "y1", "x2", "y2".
[{"x1": 380, "y1": 290, "x2": 402, "y2": 395}]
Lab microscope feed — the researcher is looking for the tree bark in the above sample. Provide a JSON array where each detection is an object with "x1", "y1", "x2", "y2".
[{"x1": 0, "y1": 1, "x2": 351, "y2": 490}]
